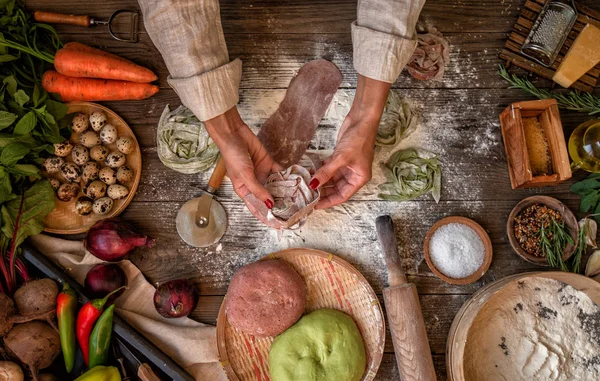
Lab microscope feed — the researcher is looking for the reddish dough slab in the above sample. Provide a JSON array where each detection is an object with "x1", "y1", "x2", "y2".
[
  {"x1": 258, "y1": 60, "x2": 343, "y2": 167},
  {"x1": 225, "y1": 259, "x2": 307, "y2": 337}
]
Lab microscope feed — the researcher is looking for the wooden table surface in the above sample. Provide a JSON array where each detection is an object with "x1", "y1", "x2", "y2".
[{"x1": 27, "y1": 0, "x2": 600, "y2": 379}]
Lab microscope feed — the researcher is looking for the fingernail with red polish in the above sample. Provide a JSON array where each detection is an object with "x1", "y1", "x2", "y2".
[
  {"x1": 265, "y1": 199, "x2": 274, "y2": 209},
  {"x1": 309, "y1": 178, "x2": 320, "y2": 190}
]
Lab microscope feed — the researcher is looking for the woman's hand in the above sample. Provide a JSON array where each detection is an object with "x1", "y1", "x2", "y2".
[
  {"x1": 310, "y1": 75, "x2": 391, "y2": 209},
  {"x1": 204, "y1": 107, "x2": 282, "y2": 209}
]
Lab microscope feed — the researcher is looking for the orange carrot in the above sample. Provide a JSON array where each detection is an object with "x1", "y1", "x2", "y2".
[
  {"x1": 42, "y1": 70, "x2": 159, "y2": 102},
  {"x1": 54, "y1": 43, "x2": 158, "y2": 83}
]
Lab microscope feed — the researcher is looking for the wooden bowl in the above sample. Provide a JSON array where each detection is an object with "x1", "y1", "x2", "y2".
[
  {"x1": 423, "y1": 216, "x2": 493, "y2": 285},
  {"x1": 506, "y1": 195, "x2": 578, "y2": 265},
  {"x1": 43, "y1": 102, "x2": 142, "y2": 234},
  {"x1": 216, "y1": 248, "x2": 385, "y2": 381},
  {"x1": 446, "y1": 272, "x2": 600, "y2": 381}
]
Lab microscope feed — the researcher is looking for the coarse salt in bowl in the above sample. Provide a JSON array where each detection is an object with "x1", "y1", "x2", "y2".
[{"x1": 424, "y1": 216, "x2": 493, "y2": 285}]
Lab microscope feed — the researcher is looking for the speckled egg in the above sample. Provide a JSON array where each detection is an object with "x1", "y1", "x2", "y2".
[
  {"x1": 42, "y1": 156, "x2": 64, "y2": 174},
  {"x1": 71, "y1": 145, "x2": 90, "y2": 166},
  {"x1": 60, "y1": 163, "x2": 81, "y2": 182},
  {"x1": 93, "y1": 197, "x2": 113, "y2": 215},
  {"x1": 75, "y1": 196, "x2": 93, "y2": 216},
  {"x1": 57, "y1": 183, "x2": 79, "y2": 202},
  {"x1": 116, "y1": 166, "x2": 134, "y2": 183},
  {"x1": 105, "y1": 152, "x2": 126, "y2": 168},
  {"x1": 90, "y1": 145, "x2": 110, "y2": 162},
  {"x1": 99, "y1": 167, "x2": 117, "y2": 185},
  {"x1": 54, "y1": 141, "x2": 74, "y2": 157},
  {"x1": 107, "y1": 184, "x2": 129, "y2": 200},
  {"x1": 89, "y1": 111, "x2": 107, "y2": 131},
  {"x1": 85, "y1": 180, "x2": 107, "y2": 200},
  {"x1": 81, "y1": 162, "x2": 100, "y2": 183},
  {"x1": 116, "y1": 137, "x2": 135, "y2": 154},
  {"x1": 71, "y1": 113, "x2": 89, "y2": 133},
  {"x1": 48, "y1": 178, "x2": 61, "y2": 192},
  {"x1": 100, "y1": 124, "x2": 117, "y2": 144},
  {"x1": 79, "y1": 131, "x2": 101, "y2": 148}
]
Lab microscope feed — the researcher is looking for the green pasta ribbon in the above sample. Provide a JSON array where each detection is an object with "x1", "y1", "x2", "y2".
[
  {"x1": 157, "y1": 105, "x2": 220, "y2": 174},
  {"x1": 378, "y1": 148, "x2": 442, "y2": 203},
  {"x1": 375, "y1": 91, "x2": 419, "y2": 146}
]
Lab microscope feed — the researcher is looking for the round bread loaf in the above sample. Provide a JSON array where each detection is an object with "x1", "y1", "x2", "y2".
[
  {"x1": 226, "y1": 259, "x2": 306, "y2": 337},
  {"x1": 269, "y1": 309, "x2": 367, "y2": 381}
]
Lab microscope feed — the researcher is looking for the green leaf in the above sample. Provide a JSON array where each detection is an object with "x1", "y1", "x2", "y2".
[
  {"x1": 1, "y1": 180, "x2": 55, "y2": 249},
  {"x1": 0, "y1": 111, "x2": 17, "y2": 129},
  {"x1": 44, "y1": 99, "x2": 68, "y2": 121},
  {"x1": 13, "y1": 89, "x2": 29, "y2": 107},
  {"x1": 570, "y1": 178, "x2": 600, "y2": 194},
  {"x1": 0, "y1": 134, "x2": 38, "y2": 148},
  {"x1": 579, "y1": 190, "x2": 599, "y2": 213},
  {"x1": 32, "y1": 84, "x2": 40, "y2": 106},
  {"x1": 7, "y1": 164, "x2": 40, "y2": 178},
  {"x1": 2, "y1": 75, "x2": 16, "y2": 97},
  {"x1": 0, "y1": 54, "x2": 16, "y2": 62},
  {"x1": 0, "y1": 142, "x2": 30, "y2": 167},
  {"x1": 0, "y1": 167, "x2": 15, "y2": 204},
  {"x1": 13, "y1": 111, "x2": 36, "y2": 135}
]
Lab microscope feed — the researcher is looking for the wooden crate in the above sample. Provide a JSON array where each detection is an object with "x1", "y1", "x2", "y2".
[
  {"x1": 499, "y1": 0, "x2": 600, "y2": 92},
  {"x1": 499, "y1": 99, "x2": 572, "y2": 189}
]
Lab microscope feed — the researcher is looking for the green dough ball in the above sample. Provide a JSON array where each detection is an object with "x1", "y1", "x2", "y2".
[{"x1": 269, "y1": 309, "x2": 366, "y2": 381}]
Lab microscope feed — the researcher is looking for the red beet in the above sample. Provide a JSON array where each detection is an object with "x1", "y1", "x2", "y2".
[
  {"x1": 84, "y1": 263, "x2": 128, "y2": 300},
  {"x1": 84, "y1": 218, "x2": 155, "y2": 262},
  {"x1": 153, "y1": 279, "x2": 199, "y2": 318}
]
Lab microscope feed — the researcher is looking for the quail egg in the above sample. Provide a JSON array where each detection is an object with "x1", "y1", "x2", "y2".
[
  {"x1": 93, "y1": 197, "x2": 113, "y2": 215},
  {"x1": 81, "y1": 162, "x2": 100, "y2": 183},
  {"x1": 79, "y1": 131, "x2": 101, "y2": 148},
  {"x1": 116, "y1": 166, "x2": 134, "y2": 183},
  {"x1": 89, "y1": 111, "x2": 107, "y2": 131},
  {"x1": 107, "y1": 184, "x2": 129, "y2": 200},
  {"x1": 60, "y1": 163, "x2": 81, "y2": 182},
  {"x1": 99, "y1": 167, "x2": 117, "y2": 185},
  {"x1": 71, "y1": 113, "x2": 89, "y2": 133},
  {"x1": 41, "y1": 156, "x2": 64, "y2": 174},
  {"x1": 85, "y1": 180, "x2": 107, "y2": 200},
  {"x1": 116, "y1": 137, "x2": 135, "y2": 154},
  {"x1": 100, "y1": 124, "x2": 117, "y2": 144},
  {"x1": 71, "y1": 145, "x2": 90, "y2": 166},
  {"x1": 105, "y1": 152, "x2": 126, "y2": 168},
  {"x1": 54, "y1": 141, "x2": 74, "y2": 157},
  {"x1": 75, "y1": 196, "x2": 93, "y2": 216},
  {"x1": 48, "y1": 178, "x2": 61, "y2": 192},
  {"x1": 57, "y1": 183, "x2": 79, "y2": 202},
  {"x1": 90, "y1": 145, "x2": 110, "y2": 162}
]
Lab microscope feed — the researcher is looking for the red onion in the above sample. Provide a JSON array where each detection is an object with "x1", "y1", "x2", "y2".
[
  {"x1": 84, "y1": 218, "x2": 155, "y2": 262},
  {"x1": 84, "y1": 263, "x2": 128, "y2": 300},
  {"x1": 153, "y1": 279, "x2": 199, "y2": 318}
]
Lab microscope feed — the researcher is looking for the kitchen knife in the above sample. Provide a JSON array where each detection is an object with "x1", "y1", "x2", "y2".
[{"x1": 117, "y1": 339, "x2": 163, "y2": 381}]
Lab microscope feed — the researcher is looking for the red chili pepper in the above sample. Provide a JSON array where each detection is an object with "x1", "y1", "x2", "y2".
[{"x1": 76, "y1": 286, "x2": 125, "y2": 365}]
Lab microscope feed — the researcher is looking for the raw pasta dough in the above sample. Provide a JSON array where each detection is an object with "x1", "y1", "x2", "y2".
[{"x1": 407, "y1": 27, "x2": 450, "y2": 81}]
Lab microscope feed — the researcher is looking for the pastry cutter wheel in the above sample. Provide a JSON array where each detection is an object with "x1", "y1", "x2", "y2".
[
  {"x1": 176, "y1": 158, "x2": 228, "y2": 248},
  {"x1": 33, "y1": 10, "x2": 139, "y2": 43}
]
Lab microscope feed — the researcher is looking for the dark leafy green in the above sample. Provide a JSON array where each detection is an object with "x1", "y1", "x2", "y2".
[{"x1": 571, "y1": 173, "x2": 600, "y2": 223}]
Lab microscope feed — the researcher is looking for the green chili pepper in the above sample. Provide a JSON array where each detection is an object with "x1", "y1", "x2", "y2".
[
  {"x1": 56, "y1": 282, "x2": 77, "y2": 373},
  {"x1": 88, "y1": 304, "x2": 115, "y2": 368},
  {"x1": 74, "y1": 365, "x2": 122, "y2": 381}
]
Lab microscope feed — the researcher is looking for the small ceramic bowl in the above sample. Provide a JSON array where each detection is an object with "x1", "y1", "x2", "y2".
[
  {"x1": 507, "y1": 195, "x2": 578, "y2": 266},
  {"x1": 423, "y1": 216, "x2": 493, "y2": 285}
]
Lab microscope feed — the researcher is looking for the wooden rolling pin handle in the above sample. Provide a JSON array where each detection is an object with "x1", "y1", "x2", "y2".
[
  {"x1": 383, "y1": 283, "x2": 437, "y2": 381},
  {"x1": 376, "y1": 215, "x2": 407, "y2": 286},
  {"x1": 207, "y1": 157, "x2": 227, "y2": 192},
  {"x1": 138, "y1": 363, "x2": 162, "y2": 381},
  {"x1": 33, "y1": 11, "x2": 91, "y2": 27}
]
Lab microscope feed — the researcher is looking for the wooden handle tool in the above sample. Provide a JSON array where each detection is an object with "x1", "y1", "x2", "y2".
[
  {"x1": 207, "y1": 157, "x2": 227, "y2": 193},
  {"x1": 34, "y1": 11, "x2": 93, "y2": 27},
  {"x1": 375, "y1": 215, "x2": 437, "y2": 381},
  {"x1": 138, "y1": 363, "x2": 163, "y2": 381}
]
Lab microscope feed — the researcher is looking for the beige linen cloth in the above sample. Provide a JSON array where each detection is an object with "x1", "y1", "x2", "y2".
[
  {"x1": 29, "y1": 234, "x2": 227, "y2": 381},
  {"x1": 138, "y1": 0, "x2": 427, "y2": 121}
]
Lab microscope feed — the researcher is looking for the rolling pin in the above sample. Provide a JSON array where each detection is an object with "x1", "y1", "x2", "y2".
[{"x1": 375, "y1": 215, "x2": 437, "y2": 381}]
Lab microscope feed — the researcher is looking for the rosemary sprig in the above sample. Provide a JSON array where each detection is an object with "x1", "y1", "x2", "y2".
[
  {"x1": 570, "y1": 219, "x2": 587, "y2": 274},
  {"x1": 538, "y1": 216, "x2": 572, "y2": 271},
  {"x1": 498, "y1": 65, "x2": 600, "y2": 115}
]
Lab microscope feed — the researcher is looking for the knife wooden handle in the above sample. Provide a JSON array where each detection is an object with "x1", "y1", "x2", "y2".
[
  {"x1": 207, "y1": 157, "x2": 227, "y2": 192},
  {"x1": 383, "y1": 283, "x2": 437, "y2": 381},
  {"x1": 34, "y1": 11, "x2": 91, "y2": 27},
  {"x1": 138, "y1": 363, "x2": 163, "y2": 381}
]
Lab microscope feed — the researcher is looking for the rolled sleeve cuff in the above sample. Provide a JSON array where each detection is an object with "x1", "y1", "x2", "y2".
[
  {"x1": 351, "y1": 22, "x2": 417, "y2": 83},
  {"x1": 167, "y1": 59, "x2": 243, "y2": 121}
]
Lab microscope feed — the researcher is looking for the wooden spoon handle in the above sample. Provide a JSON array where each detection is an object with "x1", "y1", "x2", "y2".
[
  {"x1": 207, "y1": 157, "x2": 227, "y2": 193},
  {"x1": 138, "y1": 363, "x2": 162, "y2": 381},
  {"x1": 34, "y1": 11, "x2": 91, "y2": 27}
]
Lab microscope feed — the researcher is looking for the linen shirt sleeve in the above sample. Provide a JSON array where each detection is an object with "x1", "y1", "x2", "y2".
[
  {"x1": 138, "y1": 0, "x2": 241, "y2": 121},
  {"x1": 352, "y1": 0, "x2": 426, "y2": 83}
]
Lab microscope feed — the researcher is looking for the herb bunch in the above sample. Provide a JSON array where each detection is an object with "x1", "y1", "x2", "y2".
[
  {"x1": 537, "y1": 217, "x2": 573, "y2": 272},
  {"x1": 498, "y1": 65, "x2": 600, "y2": 115},
  {"x1": 570, "y1": 173, "x2": 600, "y2": 223}
]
